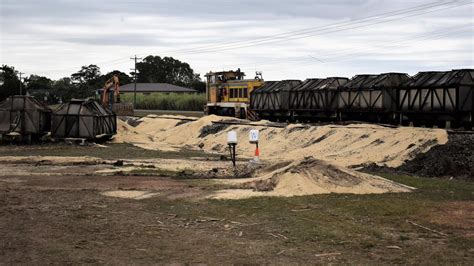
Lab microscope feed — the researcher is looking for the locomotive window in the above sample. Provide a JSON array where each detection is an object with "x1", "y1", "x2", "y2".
[
  {"x1": 243, "y1": 88, "x2": 248, "y2": 98},
  {"x1": 239, "y1": 88, "x2": 243, "y2": 98},
  {"x1": 230, "y1": 89, "x2": 235, "y2": 98}
]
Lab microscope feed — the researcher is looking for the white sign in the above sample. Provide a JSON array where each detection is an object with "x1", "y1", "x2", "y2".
[
  {"x1": 227, "y1": 131, "x2": 238, "y2": 144},
  {"x1": 249, "y1": 129, "x2": 259, "y2": 143}
]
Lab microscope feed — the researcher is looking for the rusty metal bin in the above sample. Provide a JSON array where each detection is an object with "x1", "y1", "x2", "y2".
[
  {"x1": 51, "y1": 99, "x2": 116, "y2": 140},
  {"x1": 0, "y1": 95, "x2": 51, "y2": 140}
]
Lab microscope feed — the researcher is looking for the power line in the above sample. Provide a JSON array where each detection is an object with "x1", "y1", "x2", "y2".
[
  {"x1": 173, "y1": 1, "x2": 472, "y2": 56},
  {"x1": 24, "y1": 0, "x2": 472, "y2": 75},
  {"x1": 217, "y1": 23, "x2": 473, "y2": 71},
  {"x1": 140, "y1": 0, "x2": 471, "y2": 56},
  {"x1": 258, "y1": 27, "x2": 472, "y2": 73}
]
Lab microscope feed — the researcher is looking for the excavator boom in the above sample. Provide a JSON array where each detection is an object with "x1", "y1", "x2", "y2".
[{"x1": 100, "y1": 74, "x2": 134, "y2": 116}]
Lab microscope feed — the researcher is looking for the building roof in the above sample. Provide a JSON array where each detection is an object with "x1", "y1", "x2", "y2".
[{"x1": 120, "y1": 83, "x2": 197, "y2": 93}]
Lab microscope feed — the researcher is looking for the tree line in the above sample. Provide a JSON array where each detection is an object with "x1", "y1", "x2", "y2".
[{"x1": 0, "y1": 55, "x2": 206, "y2": 103}]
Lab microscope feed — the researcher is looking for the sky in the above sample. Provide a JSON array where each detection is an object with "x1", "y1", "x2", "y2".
[{"x1": 0, "y1": 0, "x2": 473, "y2": 81}]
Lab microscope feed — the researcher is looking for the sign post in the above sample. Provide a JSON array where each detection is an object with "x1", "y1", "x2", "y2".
[
  {"x1": 249, "y1": 129, "x2": 260, "y2": 162},
  {"x1": 227, "y1": 131, "x2": 238, "y2": 167}
]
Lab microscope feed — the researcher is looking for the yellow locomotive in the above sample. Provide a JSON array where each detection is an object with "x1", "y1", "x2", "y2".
[{"x1": 204, "y1": 69, "x2": 263, "y2": 119}]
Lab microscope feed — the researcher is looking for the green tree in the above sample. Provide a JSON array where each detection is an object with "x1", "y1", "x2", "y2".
[
  {"x1": 24, "y1": 75, "x2": 53, "y2": 91},
  {"x1": 70, "y1": 64, "x2": 102, "y2": 99},
  {"x1": 102, "y1": 70, "x2": 132, "y2": 86},
  {"x1": 24, "y1": 74, "x2": 56, "y2": 103},
  {"x1": 52, "y1": 77, "x2": 74, "y2": 102},
  {"x1": 136, "y1": 55, "x2": 203, "y2": 90},
  {"x1": 0, "y1": 65, "x2": 22, "y2": 101}
]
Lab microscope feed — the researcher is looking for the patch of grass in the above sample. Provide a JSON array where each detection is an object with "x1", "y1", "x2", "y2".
[{"x1": 142, "y1": 174, "x2": 473, "y2": 264}]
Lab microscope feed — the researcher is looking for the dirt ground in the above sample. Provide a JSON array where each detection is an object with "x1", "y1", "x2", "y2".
[{"x1": 0, "y1": 143, "x2": 473, "y2": 264}]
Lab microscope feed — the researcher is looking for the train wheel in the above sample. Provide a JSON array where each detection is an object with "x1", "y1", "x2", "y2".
[
  {"x1": 436, "y1": 120, "x2": 446, "y2": 129},
  {"x1": 412, "y1": 121, "x2": 422, "y2": 127},
  {"x1": 463, "y1": 122, "x2": 473, "y2": 131},
  {"x1": 425, "y1": 121, "x2": 435, "y2": 128}
]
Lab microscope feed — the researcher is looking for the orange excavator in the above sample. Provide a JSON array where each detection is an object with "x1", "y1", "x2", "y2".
[
  {"x1": 100, "y1": 74, "x2": 134, "y2": 116},
  {"x1": 102, "y1": 74, "x2": 121, "y2": 109}
]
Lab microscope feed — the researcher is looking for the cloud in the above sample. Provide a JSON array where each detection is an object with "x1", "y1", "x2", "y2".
[{"x1": 0, "y1": 0, "x2": 472, "y2": 80}]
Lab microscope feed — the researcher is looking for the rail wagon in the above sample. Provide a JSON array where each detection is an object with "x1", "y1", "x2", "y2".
[
  {"x1": 290, "y1": 77, "x2": 349, "y2": 121},
  {"x1": 0, "y1": 95, "x2": 51, "y2": 142},
  {"x1": 338, "y1": 73, "x2": 410, "y2": 123},
  {"x1": 51, "y1": 99, "x2": 117, "y2": 140},
  {"x1": 399, "y1": 69, "x2": 474, "y2": 129},
  {"x1": 250, "y1": 80, "x2": 301, "y2": 120}
]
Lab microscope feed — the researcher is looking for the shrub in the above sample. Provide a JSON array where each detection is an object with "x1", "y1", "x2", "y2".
[{"x1": 120, "y1": 93, "x2": 206, "y2": 111}]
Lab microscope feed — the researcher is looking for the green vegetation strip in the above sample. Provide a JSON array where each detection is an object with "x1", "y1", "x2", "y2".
[{"x1": 121, "y1": 93, "x2": 206, "y2": 111}]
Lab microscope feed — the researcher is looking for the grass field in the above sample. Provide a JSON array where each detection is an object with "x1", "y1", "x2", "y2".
[{"x1": 121, "y1": 93, "x2": 206, "y2": 111}]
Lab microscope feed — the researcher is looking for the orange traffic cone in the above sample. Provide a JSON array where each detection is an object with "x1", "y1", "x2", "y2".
[{"x1": 254, "y1": 145, "x2": 260, "y2": 162}]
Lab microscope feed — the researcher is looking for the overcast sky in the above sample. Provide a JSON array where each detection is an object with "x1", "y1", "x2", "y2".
[{"x1": 0, "y1": 0, "x2": 473, "y2": 81}]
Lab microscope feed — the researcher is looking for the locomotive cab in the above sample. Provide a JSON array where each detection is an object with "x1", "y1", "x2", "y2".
[{"x1": 205, "y1": 69, "x2": 263, "y2": 119}]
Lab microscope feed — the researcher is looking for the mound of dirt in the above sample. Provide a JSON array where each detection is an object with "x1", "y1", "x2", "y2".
[
  {"x1": 209, "y1": 157, "x2": 413, "y2": 199},
  {"x1": 114, "y1": 115, "x2": 448, "y2": 168},
  {"x1": 396, "y1": 135, "x2": 474, "y2": 179},
  {"x1": 199, "y1": 123, "x2": 230, "y2": 138},
  {"x1": 101, "y1": 190, "x2": 159, "y2": 200}
]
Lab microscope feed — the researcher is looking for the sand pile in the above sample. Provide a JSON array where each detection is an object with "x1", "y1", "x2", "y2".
[
  {"x1": 115, "y1": 115, "x2": 448, "y2": 168},
  {"x1": 210, "y1": 157, "x2": 414, "y2": 199},
  {"x1": 101, "y1": 190, "x2": 159, "y2": 200}
]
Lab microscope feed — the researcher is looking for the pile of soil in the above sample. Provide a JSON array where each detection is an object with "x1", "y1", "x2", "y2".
[
  {"x1": 396, "y1": 135, "x2": 474, "y2": 179},
  {"x1": 210, "y1": 157, "x2": 413, "y2": 199},
  {"x1": 115, "y1": 115, "x2": 448, "y2": 168},
  {"x1": 199, "y1": 123, "x2": 229, "y2": 138}
]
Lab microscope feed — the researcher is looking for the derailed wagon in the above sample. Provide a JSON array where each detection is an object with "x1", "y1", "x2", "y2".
[
  {"x1": 250, "y1": 80, "x2": 301, "y2": 120},
  {"x1": 398, "y1": 69, "x2": 474, "y2": 129},
  {"x1": 51, "y1": 99, "x2": 117, "y2": 141},
  {"x1": 338, "y1": 73, "x2": 411, "y2": 123},
  {"x1": 0, "y1": 95, "x2": 52, "y2": 142},
  {"x1": 290, "y1": 77, "x2": 349, "y2": 121}
]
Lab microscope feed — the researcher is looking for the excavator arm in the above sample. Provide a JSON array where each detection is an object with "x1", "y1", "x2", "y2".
[{"x1": 101, "y1": 74, "x2": 120, "y2": 108}]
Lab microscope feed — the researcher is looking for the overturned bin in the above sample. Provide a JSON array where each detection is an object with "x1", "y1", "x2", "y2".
[
  {"x1": 0, "y1": 95, "x2": 52, "y2": 141},
  {"x1": 51, "y1": 99, "x2": 117, "y2": 140}
]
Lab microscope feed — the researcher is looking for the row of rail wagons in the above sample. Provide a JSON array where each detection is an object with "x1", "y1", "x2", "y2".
[
  {"x1": 0, "y1": 96, "x2": 117, "y2": 142},
  {"x1": 249, "y1": 69, "x2": 473, "y2": 128}
]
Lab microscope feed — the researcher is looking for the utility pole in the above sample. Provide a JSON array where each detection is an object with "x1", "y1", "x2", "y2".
[
  {"x1": 18, "y1": 72, "x2": 25, "y2": 95},
  {"x1": 130, "y1": 55, "x2": 142, "y2": 108}
]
